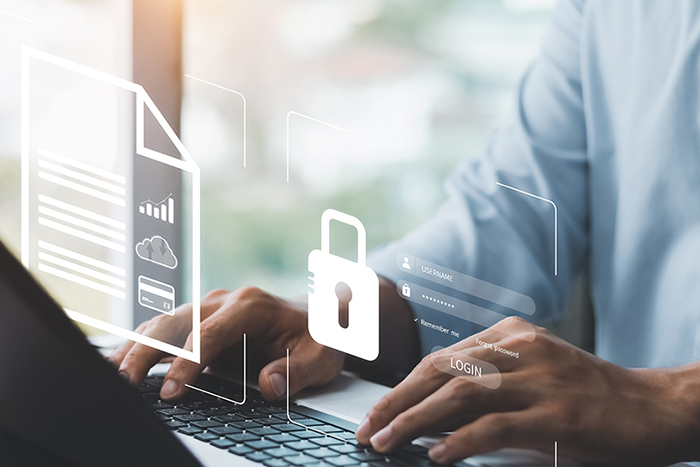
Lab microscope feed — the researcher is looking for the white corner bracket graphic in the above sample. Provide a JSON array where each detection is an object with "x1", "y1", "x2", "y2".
[
  {"x1": 21, "y1": 46, "x2": 201, "y2": 363},
  {"x1": 185, "y1": 334, "x2": 247, "y2": 405},
  {"x1": 286, "y1": 348, "x2": 346, "y2": 442},
  {"x1": 286, "y1": 111, "x2": 348, "y2": 183},
  {"x1": 0, "y1": 9, "x2": 37, "y2": 24},
  {"x1": 184, "y1": 74, "x2": 247, "y2": 168},
  {"x1": 497, "y1": 182, "x2": 558, "y2": 276}
]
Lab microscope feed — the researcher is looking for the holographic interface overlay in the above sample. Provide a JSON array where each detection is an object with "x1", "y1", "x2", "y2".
[{"x1": 22, "y1": 47, "x2": 201, "y2": 363}]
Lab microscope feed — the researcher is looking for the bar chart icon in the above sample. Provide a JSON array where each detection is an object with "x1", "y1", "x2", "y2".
[{"x1": 139, "y1": 194, "x2": 175, "y2": 224}]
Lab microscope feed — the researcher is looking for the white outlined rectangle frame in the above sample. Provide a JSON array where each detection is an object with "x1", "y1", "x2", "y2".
[{"x1": 21, "y1": 46, "x2": 201, "y2": 363}]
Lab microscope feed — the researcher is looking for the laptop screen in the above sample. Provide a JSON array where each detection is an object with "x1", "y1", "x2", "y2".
[{"x1": 0, "y1": 240, "x2": 201, "y2": 467}]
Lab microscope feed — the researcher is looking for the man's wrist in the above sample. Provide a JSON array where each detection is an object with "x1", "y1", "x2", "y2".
[{"x1": 641, "y1": 364, "x2": 700, "y2": 463}]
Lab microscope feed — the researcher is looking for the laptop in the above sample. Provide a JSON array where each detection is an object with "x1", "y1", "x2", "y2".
[{"x1": 0, "y1": 238, "x2": 507, "y2": 467}]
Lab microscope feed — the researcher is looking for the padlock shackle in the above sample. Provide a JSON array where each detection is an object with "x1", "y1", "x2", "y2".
[{"x1": 321, "y1": 209, "x2": 367, "y2": 266}]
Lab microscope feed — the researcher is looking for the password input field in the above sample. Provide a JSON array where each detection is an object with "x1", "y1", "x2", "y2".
[
  {"x1": 397, "y1": 253, "x2": 535, "y2": 315},
  {"x1": 397, "y1": 280, "x2": 535, "y2": 342}
]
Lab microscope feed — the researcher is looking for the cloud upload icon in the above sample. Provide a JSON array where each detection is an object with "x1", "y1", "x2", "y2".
[{"x1": 135, "y1": 235, "x2": 178, "y2": 269}]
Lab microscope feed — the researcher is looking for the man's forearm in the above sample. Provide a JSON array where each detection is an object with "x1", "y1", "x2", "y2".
[{"x1": 657, "y1": 363, "x2": 700, "y2": 463}]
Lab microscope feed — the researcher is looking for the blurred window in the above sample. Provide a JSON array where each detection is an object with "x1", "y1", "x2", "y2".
[
  {"x1": 181, "y1": 0, "x2": 554, "y2": 296},
  {"x1": 0, "y1": 0, "x2": 131, "y2": 253}
]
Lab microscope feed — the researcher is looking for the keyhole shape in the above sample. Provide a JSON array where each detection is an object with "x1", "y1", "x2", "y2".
[{"x1": 335, "y1": 282, "x2": 353, "y2": 329}]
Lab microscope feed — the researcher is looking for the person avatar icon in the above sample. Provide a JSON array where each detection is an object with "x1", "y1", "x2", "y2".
[{"x1": 402, "y1": 257, "x2": 411, "y2": 270}]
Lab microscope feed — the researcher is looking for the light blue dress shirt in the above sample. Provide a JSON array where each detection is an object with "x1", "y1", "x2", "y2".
[{"x1": 369, "y1": 0, "x2": 700, "y2": 369}]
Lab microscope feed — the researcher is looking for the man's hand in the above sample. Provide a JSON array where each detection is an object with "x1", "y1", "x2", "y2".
[
  {"x1": 108, "y1": 287, "x2": 344, "y2": 401},
  {"x1": 355, "y1": 316, "x2": 699, "y2": 466}
]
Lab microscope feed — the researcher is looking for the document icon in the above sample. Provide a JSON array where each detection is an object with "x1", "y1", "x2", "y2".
[{"x1": 21, "y1": 47, "x2": 201, "y2": 363}]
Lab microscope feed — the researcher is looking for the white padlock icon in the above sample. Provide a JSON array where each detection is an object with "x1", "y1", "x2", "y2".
[
  {"x1": 402, "y1": 283, "x2": 411, "y2": 298},
  {"x1": 308, "y1": 209, "x2": 379, "y2": 361}
]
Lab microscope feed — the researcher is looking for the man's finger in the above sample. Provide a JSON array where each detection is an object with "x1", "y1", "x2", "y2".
[
  {"x1": 356, "y1": 354, "x2": 452, "y2": 444},
  {"x1": 107, "y1": 321, "x2": 148, "y2": 369},
  {"x1": 118, "y1": 340, "x2": 168, "y2": 385},
  {"x1": 159, "y1": 292, "x2": 273, "y2": 400},
  {"x1": 117, "y1": 304, "x2": 195, "y2": 384},
  {"x1": 428, "y1": 410, "x2": 543, "y2": 464},
  {"x1": 258, "y1": 340, "x2": 344, "y2": 401},
  {"x1": 369, "y1": 375, "x2": 523, "y2": 452}
]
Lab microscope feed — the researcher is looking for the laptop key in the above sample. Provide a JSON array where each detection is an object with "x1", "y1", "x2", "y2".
[
  {"x1": 181, "y1": 401, "x2": 214, "y2": 410},
  {"x1": 267, "y1": 433, "x2": 298, "y2": 443},
  {"x1": 367, "y1": 461, "x2": 395, "y2": 467},
  {"x1": 178, "y1": 426, "x2": 204, "y2": 436},
  {"x1": 290, "y1": 418, "x2": 325, "y2": 426},
  {"x1": 272, "y1": 423, "x2": 305, "y2": 432},
  {"x1": 257, "y1": 416, "x2": 284, "y2": 426},
  {"x1": 228, "y1": 444, "x2": 254, "y2": 456},
  {"x1": 164, "y1": 420, "x2": 188, "y2": 429},
  {"x1": 264, "y1": 447, "x2": 300, "y2": 458},
  {"x1": 248, "y1": 426, "x2": 280, "y2": 437},
  {"x1": 146, "y1": 400, "x2": 173, "y2": 410},
  {"x1": 208, "y1": 426, "x2": 241, "y2": 436},
  {"x1": 158, "y1": 408, "x2": 191, "y2": 416},
  {"x1": 191, "y1": 419, "x2": 225, "y2": 429},
  {"x1": 213, "y1": 414, "x2": 243, "y2": 423},
  {"x1": 246, "y1": 451, "x2": 273, "y2": 462},
  {"x1": 286, "y1": 440, "x2": 317, "y2": 451},
  {"x1": 260, "y1": 407, "x2": 287, "y2": 415},
  {"x1": 311, "y1": 437, "x2": 344, "y2": 447},
  {"x1": 263, "y1": 460, "x2": 290, "y2": 467},
  {"x1": 230, "y1": 420, "x2": 263, "y2": 430},
  {"x1": 226, "y1": 432, "x2": 261, "y2": 443},
  {"x1": 325, "y1": 455, "x2": 360, "y2": 466},
  {"x1": 194, "y1": 432, "x2": 221, "y2": 442},
  {"x1": 174, "y1": 414, "x2": 207, "y2": 422},
  {"x1": 292, "y1": 430, "x2": 325, "y2": 440},
  {"x1": 287, "y1": 454, "x2": 323, "y2": 465},
  {"x1": 330, "y1": 444, "x2": 363, "y2": 454},
  {"x1": 209, "y1": 438, "x2": 234, "y2": 449},
  {"x1": 242, "y1": 410, "x2": 271, "y2": 419},
  {"x1": 349, "y1": 452, "x2": 385, "y2": 462},
  {"x1": 306, "y1": 448, "x2": 338, "y2": 459},
  {"x1": 316, "y1": 425, "x2": 343, "y2": 433},
  {"x1": 246, "y1": 439, "x2": 280, "y2": 450},
  {"x1": 196, "y1": 407, "x2": 229, "y2": 417}
]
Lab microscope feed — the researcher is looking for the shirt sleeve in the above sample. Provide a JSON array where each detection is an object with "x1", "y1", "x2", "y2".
[{"x1": 368, "y1": 0, "x2": 590, "y2": 357}]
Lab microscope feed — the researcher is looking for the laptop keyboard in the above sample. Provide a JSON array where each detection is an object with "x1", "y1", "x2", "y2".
[{"x1": 139, "y1": 374, "x2": 462, "y2": 467}]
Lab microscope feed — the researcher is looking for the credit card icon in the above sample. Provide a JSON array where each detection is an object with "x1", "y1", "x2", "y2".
[{"x1": 138, "y1": 275, "x2": 175, "y2": 316}]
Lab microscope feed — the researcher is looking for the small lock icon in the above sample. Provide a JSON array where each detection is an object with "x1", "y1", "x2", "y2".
[
  {"x1": 308, "y1": 209, "x2": 379, "y2": 361},
  {"x1": 402, "y1": 283, "x2": 411, "y2": 298}
]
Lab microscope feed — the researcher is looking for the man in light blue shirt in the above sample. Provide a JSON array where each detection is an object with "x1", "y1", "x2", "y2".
[
  {"x1": 113, "y1": 1, "x2": 700, "y2": 464},
  {"x1": 372, "y1": 0, "x2": 700, "y2": 370}
]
